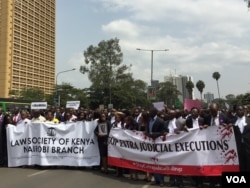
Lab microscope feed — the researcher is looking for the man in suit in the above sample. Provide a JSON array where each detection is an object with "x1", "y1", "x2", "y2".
[
  {"x1": 146, "y1": 107, "x2": 167, "y2": 140},
  {"x1": 233, "y1": 105, "x2": 250, "y2": 172},
  {"x1": 166, "y1": 109, "x2": 184, "y2": 188},
  {"x1": 146, "y1": 107, "x2": 168, "y2": 187},
  {"x1": 204, "y1": 103, "x2": 231, "y2": 187},
  {"x1": 184, "y1": 107, "x2": 205, "y2": 188},
  {"x1": 204, "y1": 103, "x2": 230, "y2": 127},
  {"x1": 185, "y1": 107, "x2": 205, "y2": 130}
]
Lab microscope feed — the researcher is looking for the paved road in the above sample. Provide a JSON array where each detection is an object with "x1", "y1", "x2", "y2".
[{"x1": 0, "y1": 167, "x2": 212, "y2": 188}]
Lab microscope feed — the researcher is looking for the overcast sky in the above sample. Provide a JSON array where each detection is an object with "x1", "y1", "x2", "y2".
[{"x1": 56, "y1": 0, "x2": 250, "y2": 99}]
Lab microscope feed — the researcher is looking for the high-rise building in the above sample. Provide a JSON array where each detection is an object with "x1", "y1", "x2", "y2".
[
  {"x1": 0, "y1": 0, "x2": 56, "y2": 98},
  {"x1": 164, "y1": 74, "x2": 194, "y2": 103},
  {"x1": 204, "y1": 92, "x2": 214, "y2": 104}
]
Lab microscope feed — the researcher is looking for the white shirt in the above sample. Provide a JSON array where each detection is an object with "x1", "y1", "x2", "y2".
[
  {"x1": 211, "y1": 114, "x2": 220, "y2": 126},
  {"x1": 31, "y1": 115, "x2": 46, "y2": 123},
  {"x1": 235, "y1": 116, "x2": 247, "y2": 134},
  {"x1": 16, "y1": 118, "x2": 31, "y2": 125},
  {"x1": 116, "y1": 121, "x2": 125, "y2": 128},
  {"x1": 168, "y1": 118, "x2": 177, "y2": 134},
  {"x1": 110, "y1": 116, "x2": 115, "y2": 125},
  {"x1": 192, "y1": 118, "x2": 200, "y2": 129}
]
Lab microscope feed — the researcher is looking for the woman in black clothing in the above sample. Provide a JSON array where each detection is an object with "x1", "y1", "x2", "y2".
[
  {"x1": 0, "y1": 114, "x2": 13, "y2": 167},
  {"x1": 94, "y1": 112, "x2": 111, "y2": 173}
]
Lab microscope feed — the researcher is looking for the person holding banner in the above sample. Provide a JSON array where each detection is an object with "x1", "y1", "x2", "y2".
[
  {"x1": 166, "y1": 109, "x2": 184, "y2": 188},
  {"x1": 31, "y1": 109, "x2": 46, "y2": 123},
  {"x1": 146, "y1": 107, "x2": 168, "y2": 187},
  {"x1": 233, "y1": 105, "x2": 250, "y2": 172},
  {"x1": 94, "y1": 112, "x2": 111, "y2": 174},
  {"x1": 11, "y1": 107, "x2": 21, "y2": 125},
  {"x1": 0, "y1": 114, "x2": 13, "y2": 167},
  {"x1": 139, "y1": 111, "x2": 153, "y2": 182},
  {"x1": 204, "y1": 103, "x2": 230, "y2": 188},
  {"x1": 111, "y1": 111, "x2": 126, "y2": 177},
  {"x1": 54, "y1": 107, "x2": 64, "y2": 122},
  {"x1": 184, "y1": 107, "x2": 205, "y2": 130},
  {"x1": 184, "y1": 107, "x2": 205, "y2": 188},
  {"x1": 77, "y1": 111, "x2": 86, "y2": 121},
  {"x1": 204, "y1": 103, "x2": 229, "y2": 128},
  {"x1": 63, "y1": 111, "x2": 75, "y2": 123},
  {"x1": 124, "y1": 115, "x2": 140, "y2": 180},
  {"x1": 16, "y1": 110, "x2": 31, "y2": 126},
  {"x1": 108, "y1": 108, "x2": 117, "y2": 125},
  {"x1": 45, "y1": 111, "x2": 59, "y2": 124}
]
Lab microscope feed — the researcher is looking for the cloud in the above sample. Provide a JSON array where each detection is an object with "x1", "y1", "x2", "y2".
[
  {"x1": 57, "y1": 52, "x2": 90, "y2": 89},
  {"x1": 57, "y1": 0, "x2": 250, "y2": 97},
  {"x1": 97, "y1": 0, "x2": 250, "y2": 97},
  {"x1": 102, "y1": 19, "x2": 140, "y2": 38}
]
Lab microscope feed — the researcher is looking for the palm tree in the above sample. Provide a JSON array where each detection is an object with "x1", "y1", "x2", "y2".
[
  {"x1": 212, "y1": 72, "x2": 221, "y2": 100},
  {"x1": 186, "y1": 80, "x2": 194, "y2": 99},
  {"x1": 196, "y1": 80, "x2": 205, "y2": 101},
  {"x1": 245, "y1": 0, "x2": 250, "y2": 8}
]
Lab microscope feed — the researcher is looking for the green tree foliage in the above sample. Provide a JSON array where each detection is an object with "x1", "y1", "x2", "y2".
[
  {"x1": 196, "y1": 80, "x2": 205, "y2": 100},
  {"x1": 81, "y1": 38, "x2": 149, "y2": 109},
  {"x1": 245, "y1": 0, "x2": 250, "y2": 8},
  {"x1": 8, "y1": 90, "x2": 20, "y2": 98},
  {"x1": 19, "y1": 87, "x2": 45, "y2": 101},
  {"x1": 56, "y1": 82, "x2": 89, "y2": 108},
  {"x1": 236, "y1": 93, "x2": 250, "y2": 106},
  {"x1": 156, "y1": 81, "x2": 180, "y2": 107},
  {"x1": 186, "y1": 80, "x2": 194, "y2": 99}
]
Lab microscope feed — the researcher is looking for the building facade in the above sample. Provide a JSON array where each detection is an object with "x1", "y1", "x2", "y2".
[
  {"x1": 203, "y1": 92, "x2": 214, "y2": 105},
  {"x1": 0, "y1": 0, "x2": 55, "y2": 98},
  {"x1": 164, "y1": 74, "x2": 194, "y2": 103}
]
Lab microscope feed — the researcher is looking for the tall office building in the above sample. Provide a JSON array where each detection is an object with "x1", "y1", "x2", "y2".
[
  {"x1": 164, "y1": 74, "x2": 194, "y2": 103},
  {"x1": 204, "y1": 92, "x2": 214, "y2": 104},
  {"x1": 0, "y1": 0, "x2": 55, "y2": 98}
]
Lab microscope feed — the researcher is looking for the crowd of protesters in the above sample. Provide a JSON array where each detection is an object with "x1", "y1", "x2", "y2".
[{"x1": 0, "y1": 102, "x2": 250, "y2": 188}]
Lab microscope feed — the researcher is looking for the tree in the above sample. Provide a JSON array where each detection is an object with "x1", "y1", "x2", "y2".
[
  {"x1": 196, "y1": 80, "x2": 205, "y2": 101},
  {"x1": 245, "y1": 0, "x2": 250, "y2": 8},
  {"x1": 56, "y1": 82, "x2": 89, "y2": 108},
  {"x1": 236, "y1": 93, "x2": 250, "y2": 106},
  {"x1": 212, "y1": 72, "x2": 221, "y2": 100},
  {"x1": 186, "y1": 80, "x2": 194, "y2": 99},
  {"x1": 80, "y1": 38, "x2": 149, "y2": 109},
  {"x1": 156, "y1": 81, "x2": 180, "y2": 106},
  {"x1": 19, "y1": 87, "x2": 45, "y2": 101}
]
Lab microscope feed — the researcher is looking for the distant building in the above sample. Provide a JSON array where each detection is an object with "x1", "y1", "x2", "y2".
[
  {"x1": 204, "y1": 92, "x2": 214, "y2": 104},
  {"x1": 151, "y1": 80, "x2": 159, "y2": 87},
  {"x1": 0, "y1": 0, "x2": 56, "y2": 98},
  {"x1": 164, "y1": 74, "x2": 194, "y2": 103}
]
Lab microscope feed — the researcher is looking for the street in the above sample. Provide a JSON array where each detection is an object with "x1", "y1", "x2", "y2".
[{"x1": 0, "y1": 167, "x2": 214, "y2": 188}]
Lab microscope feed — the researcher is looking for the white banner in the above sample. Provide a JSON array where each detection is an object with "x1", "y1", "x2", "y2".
[
  {"x1": 66, "y1": 101, "x2": 80, "y2": 109},
  {"x1": 108, "y1": 126, "x2": 239, "y2": 176},
  {"x1": 7, "y1": 121, "x2": 100, "y2": 167},
  {"x1": 31, "y1": 102, "x2": 47, "y2": 109}
]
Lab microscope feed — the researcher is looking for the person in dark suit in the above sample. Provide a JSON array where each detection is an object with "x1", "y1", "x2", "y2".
[
  {"x1": 233, "y1": 105, "x2": 250, "y2": 172},
  {"x1": 204, "y1": 103, "x2": 230, "y2": 128},
  {"x1": 146, "y1": 107, "x2": 168, "y2": 187},
  {"x1": 146, "y1": 107, "x2": 167, "y2": 140},
  {"x1": 185, "y1": 107, "x2": 205, "y2": 130},
  {"x1": 0, "y1": 114, "x2": 12, "y2": 167},
  {"x1": 166, "y1": 109, "x2": 183, "y2": 188},
  {"x1": 184, "y1": 107, "x2": 205, "y2": 188},
  {"x1": 204, "y1": 103, "x2": 231, "y2": 187}
]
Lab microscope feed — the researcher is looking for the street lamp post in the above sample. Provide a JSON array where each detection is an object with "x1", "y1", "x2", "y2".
[
  {"x1": 136, "y1": 48, "x2": 169, "y2": 86},
  {"x1": 55, "y1": 68, "x2": 76, "y2": 107}
]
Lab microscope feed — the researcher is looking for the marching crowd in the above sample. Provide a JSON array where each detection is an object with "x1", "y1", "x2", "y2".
[{"x1": 0, "y1": 102, "x2": 250, "y2": 188}]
